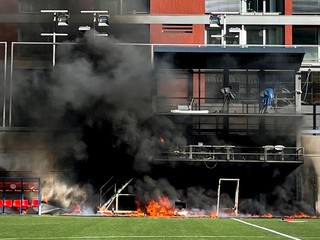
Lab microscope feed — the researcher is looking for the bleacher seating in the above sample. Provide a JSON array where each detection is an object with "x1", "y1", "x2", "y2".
[
  {"x1": 0, "y1": 177, "x2": 41, "y2": 215},
  {"x1": 12, "y1": 199, "x2": 30, "y2": 214},
  {"x1": 9, "y1": 199, "x2": 31, "y2": 209}
]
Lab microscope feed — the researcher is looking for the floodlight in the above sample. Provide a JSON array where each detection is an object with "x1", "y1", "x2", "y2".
[
  {"x1": 209, "y1": 14, "x2": 221, "y2": 27},
  {"x1": 78, "y1": 26, "x2": 91, "y2": 31},
  {"x1": 57, "y1": 13, "x2": 69, "y2": 26},
  {"x1": 98, "y1": 15, "x2": 109, "y2": 26}
]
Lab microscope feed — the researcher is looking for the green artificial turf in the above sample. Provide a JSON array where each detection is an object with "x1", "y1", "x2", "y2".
[{"x1": 0, "y1": 215, "x2": 319, "y2": 239}]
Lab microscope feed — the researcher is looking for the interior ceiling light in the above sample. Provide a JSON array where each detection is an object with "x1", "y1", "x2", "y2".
[{"x1": 228, "y1": 27, "x2": 241, "y2": 33}]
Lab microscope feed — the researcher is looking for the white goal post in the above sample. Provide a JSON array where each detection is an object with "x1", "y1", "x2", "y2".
[{"x1": 216, "y1": 178, "x2": 240, "y2": 217}]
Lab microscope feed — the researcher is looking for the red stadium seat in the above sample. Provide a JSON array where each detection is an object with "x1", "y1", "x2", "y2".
[
  {"x1": 13, "y1": 199, "x2": 21, "y2": 208},
  {"x1": 0, "y1": 199, "x2": 3, "y2": 207},
  {"x1": 4, "y1": 199, "x2": 12, "y2": 208},
  {"x1": 22, "y1": 199, "x2": 29, "y2": 208},
  {"x1": 31, "y1": 199, "x2": 39, "y2": 207}
]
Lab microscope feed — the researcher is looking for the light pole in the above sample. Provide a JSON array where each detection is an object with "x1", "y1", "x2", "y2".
[
  {"x1": 40, "y1": 10, "x2": 69, "y2": 67},
  {"x1": 209, "y1": 14, "x2": 226, "y2": 45},
  {"x1": 40, "y1": 32, "x2": 68, "y2": 67},
  {"x1": 0, "y1": 42, "x2": 7, "y2": 127}
]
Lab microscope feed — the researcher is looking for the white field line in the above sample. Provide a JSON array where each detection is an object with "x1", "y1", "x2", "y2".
[
  {"x1": 0, "y1": 236, "x2": 284, "y2": 239},
  {"x1": 231, "y1": 218, "x2": 302, "y2": 240}
]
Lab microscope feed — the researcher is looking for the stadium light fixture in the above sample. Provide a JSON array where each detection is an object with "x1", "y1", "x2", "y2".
[
  {"x1": 40, "y1": 10, "x2": 69, "y2": 27},
  {"x1": 80, "y1": 10, "x2": 110, "y2": 37},
  {"x1": 57, "y1": 13, "x2": 69, "y2": 26},
  {"x1": 97, "y1": 15, "x2": 109, "y2": 26},
  {"x1": 209, "y1": 14, "x2": 221, "y2": 27},
  {"x1": 81, "y1": 10, "x2": 109, "y2": 28}
]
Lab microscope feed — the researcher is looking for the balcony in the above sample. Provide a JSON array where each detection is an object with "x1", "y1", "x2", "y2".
[
  {"x1": 154, "y1": 95, "x2": 298, "y2": 115},
  {"x1": 155, "y1": 144, "x2": 304, "y2": 164}
]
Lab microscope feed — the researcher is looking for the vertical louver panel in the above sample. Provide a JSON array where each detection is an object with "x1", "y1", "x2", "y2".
[{"x1": 162, "y1": 24, "x2": 193, "y2": 34}]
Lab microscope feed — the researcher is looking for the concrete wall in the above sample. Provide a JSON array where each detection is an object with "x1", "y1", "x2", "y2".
[{"x1": 301, "y1": 135, "x2": 320, "y2": 214}]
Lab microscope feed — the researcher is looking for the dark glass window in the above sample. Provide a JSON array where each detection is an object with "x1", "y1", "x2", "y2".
[
  {"x1": 266, "y1": 26, "x2": 284, "y2": 45},
  {"x1": 207, "y1": 26, "x2": 283, "y2": 45},
  {"x1": 247, "y1": 26, "x2": 263, "y2": 44},
  {"x1": 247, "y1": 0, "x2": 284, "y2": 13},
  {"x1": 18, "y1": 0, "x2": 56, "y2": 13},
  {"x1": 18, "y1": 0, "x2": 86, "y2": 13},
  {"x1": 207, "y1": 27, "x2": 222, "y2": 44},
  {"x1": 205, "y1": 0, "x2": 240, "y2": 13},
  {"x1": 293, "y1": 27, "x2": 318, "y2": 45},
  {"x1": 99, "y1": 0, "x2": 150, "y2": 15},
  {"x1": 293, "y1": 0, "x2": 320, "y2": 14},
  {"x1": 205, "y1": 0, "x2": 285, "y2": 14},
  {"x1": 301, "y1": 72, "x2": 320, "y2": 104},
  {"x1": 246, "y1": 26, "x2": 283, "y2": 45}
]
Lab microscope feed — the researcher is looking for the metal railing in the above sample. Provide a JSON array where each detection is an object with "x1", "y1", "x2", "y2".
[{"x1": 155, "y1": 144, "x2": 304, "y2": 163}]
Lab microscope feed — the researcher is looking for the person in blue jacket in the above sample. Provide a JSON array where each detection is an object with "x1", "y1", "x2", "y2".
[{"x1": 260, "y1": 88, "x2": 274, "y2": 113}]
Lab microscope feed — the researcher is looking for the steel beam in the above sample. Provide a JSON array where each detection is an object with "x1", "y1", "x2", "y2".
[{"x1": 110, "y1": 14, "x2": 320, "y2": 26}]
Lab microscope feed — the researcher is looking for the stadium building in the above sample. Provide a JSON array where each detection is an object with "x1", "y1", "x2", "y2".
[{"x1": 0, "y1": 0, "x2": 320, "y2": 217}]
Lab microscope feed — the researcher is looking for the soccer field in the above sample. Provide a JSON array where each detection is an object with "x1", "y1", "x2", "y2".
[{"x1": 0, "y1": 215, "x2": 319, "y2": 240}]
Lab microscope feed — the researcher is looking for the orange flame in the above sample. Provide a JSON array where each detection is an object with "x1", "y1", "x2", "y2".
[
  {"x1": 260, "y1": 213, "x2": 273, "y2": 218},
  {"x1": 145, "y1": 196, "x2": 175, "y2": 217},
  {"x1": 290, "y1": 212, "x2": 315, "y2": 218},
  {"x1": 210, "y1": 212, "x2": 218, "y2": 218}
]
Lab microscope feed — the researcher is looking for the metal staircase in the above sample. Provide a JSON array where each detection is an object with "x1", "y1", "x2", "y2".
[{"x1": 97, "y1": 178, "x2": 135, "y2": 214}]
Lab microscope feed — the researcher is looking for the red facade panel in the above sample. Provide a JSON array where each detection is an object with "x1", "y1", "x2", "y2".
[
  {"x1": 151, "y1": 0, "x2": 204, "y2": 14},
  {"x1": 284, "y1": 0, "x2": 292, "y2": 15},
  {"x1": 150, "y1": 24, "x2": 205, "y2": 44},
  {"x1": 285, "y1": 25, "x2": 293, "y2": 45},
  {"x1": 157, "y1": 76, "x2": 188, "y2": 102},
  {"x1": 0, "y1": 0, "x2": 18, "y2": 13},
  {"x1": 150, "y1": 0, "x2": 205, "y2": 44},
  {"x1": 284, "y1": 0, "x2": 293, "y2": 45}
]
